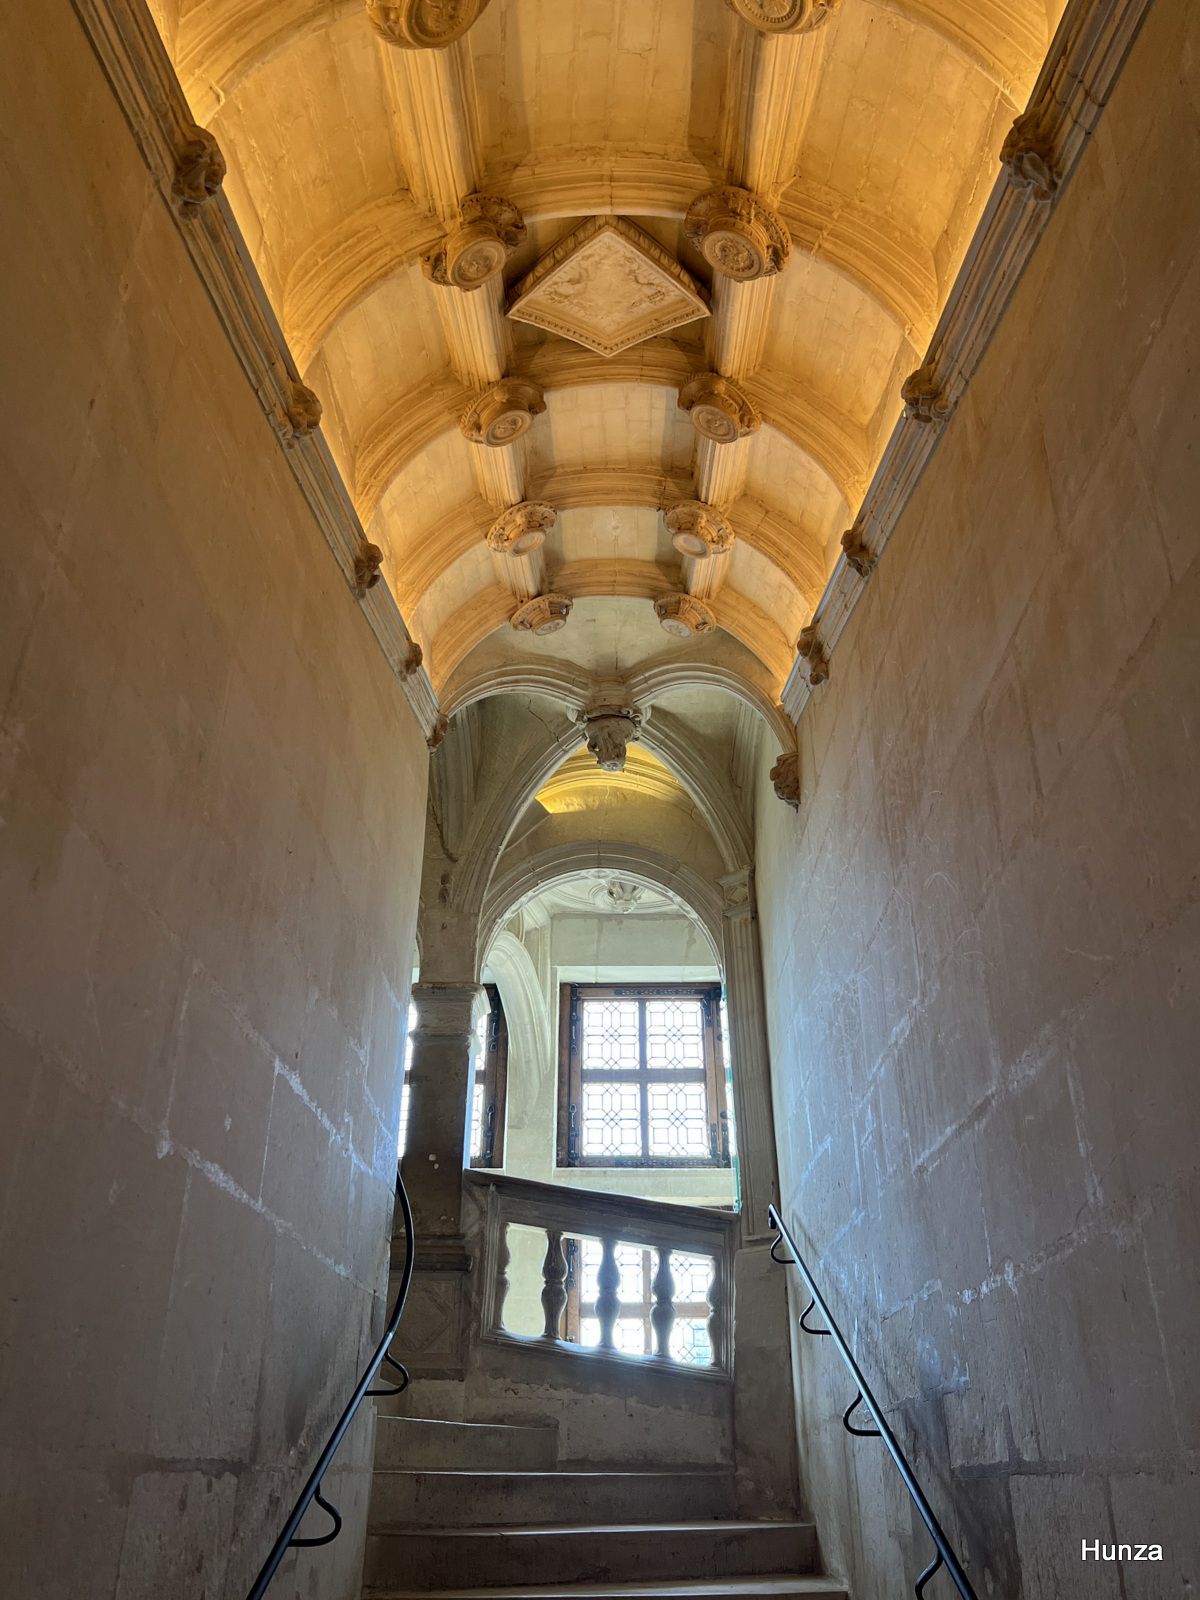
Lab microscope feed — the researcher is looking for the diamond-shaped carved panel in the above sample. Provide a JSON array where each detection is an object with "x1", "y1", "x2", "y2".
[{"x1": 506, "y1": 216, "x2": 709, "y2": 357}]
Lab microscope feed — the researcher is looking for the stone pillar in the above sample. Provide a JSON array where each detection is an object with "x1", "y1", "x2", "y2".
[{"x1": 720, "y1": 868, "x2": 781, "y2": 1238}]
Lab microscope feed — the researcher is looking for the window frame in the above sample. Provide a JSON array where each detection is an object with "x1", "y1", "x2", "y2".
[
  {"x1": 470, "y1": 982, "x2": 508, "y2": 1170},
  {"x1": 556, "y1": 981, "x2": 730, "y2": 1169}
]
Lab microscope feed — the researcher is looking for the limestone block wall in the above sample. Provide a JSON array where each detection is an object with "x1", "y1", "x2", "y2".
[
  {"x1": 754, "y1": 4, "x2": 1199, "y2": 1596},
  {"x1": 0, "y1": 7, "x2": 428, "y2": 1598}
]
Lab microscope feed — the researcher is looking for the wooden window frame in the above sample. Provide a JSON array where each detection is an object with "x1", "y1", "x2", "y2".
[
  {"x1": 556, "y1": 982, "x2": 730, "y2": 1169},
  {"x1": 470, "y1": 982, "x2": 508, "y2": 1170}
]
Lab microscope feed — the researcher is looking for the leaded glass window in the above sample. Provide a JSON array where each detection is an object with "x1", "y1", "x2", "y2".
[
  {"x1": 563, "y1": 1238, "x2": 716, "y2": 1366},
  {"x1": 557, "y1": 984, "x2": 730, "y2": 1168}
]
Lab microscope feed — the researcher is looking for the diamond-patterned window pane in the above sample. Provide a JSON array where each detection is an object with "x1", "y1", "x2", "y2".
[
  {"x1": 578, "y1": 1316, "x2": 647, "y2": 1354},
  {"x1": 581, "y1": 999, "x2": 640, "y2": 1070},
  {"x1": 669, "y1": 1317, "x2": 712, "y2": 1366},
  {"x1": 646, "y1": 1082, "x2": 710, "y2": 1158},
  {"x1": 671, "y1": 1250, "x2": 715, "y2": 1303},
  {"x1": 644, "y1": 999, "x2": 705, "y2": 1071},
  {"x1": 468, "y1": 1080, "x2": 485, "y2": 1161},
  {"x1": 581, "y1": 1081, "x2": 641, "y2": 1157},
  {"x1": 576, "y1": 1238, "x2": 645, "y2": 1303}
]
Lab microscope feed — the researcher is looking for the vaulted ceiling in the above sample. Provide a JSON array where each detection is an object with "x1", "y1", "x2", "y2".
[{"x1": 148, "y1": 0, "x2": 1063, "y2": 723}]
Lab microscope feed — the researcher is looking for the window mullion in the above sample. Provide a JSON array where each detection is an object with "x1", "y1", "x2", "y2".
[{"x1": 638, "y1": 999, "x2": 650, "y2": 1160}]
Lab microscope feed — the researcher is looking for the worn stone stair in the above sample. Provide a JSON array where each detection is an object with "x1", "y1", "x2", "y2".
[{"x1": 363, "y1": 1417, "x2": 846, "y2": 1600}]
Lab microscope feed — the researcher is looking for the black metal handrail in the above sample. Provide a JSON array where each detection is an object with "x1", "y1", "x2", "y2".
[
  {"x1": 767, "y1": 1205, "x2": 979, "y2": 1600},
  {"x1": 245, "y1": 1169, "x2": 416, "y2": 1600}
]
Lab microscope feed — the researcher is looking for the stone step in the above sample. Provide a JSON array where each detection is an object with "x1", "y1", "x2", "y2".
[
  {"x1": 363, "y1": 1521, "x2": 819, "y2": 1593},
  {"x1": 367, "y1": 1581, "x2": 847, "y2": 1600},
  {"x1": 375, "y1": 1416, "x2": 560, "y2": 1472},
  {"x1": 368, "y1": 1470, "x2": 738, "y2": 1529}
]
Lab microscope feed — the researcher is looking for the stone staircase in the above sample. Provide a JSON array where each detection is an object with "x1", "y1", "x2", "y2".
[{"x1": 362, "y1": 1414, "x2": 847, "y2": 1600}]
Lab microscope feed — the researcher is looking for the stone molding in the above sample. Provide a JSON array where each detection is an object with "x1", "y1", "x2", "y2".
[
  {"x1": 723, "y1": 0, "x2": 842, "y2": 33},
  {"x1": 684, "y1": 187, "x2": 791, "y2": 281},
  {"x1": 654, "y1": 594, "x2": 717, "y2": 638},
  {"x1": 422, "y1": 194, "x2": 526, "y2": 291},
  {"x1": 67, "y1": 0, "x2": 441, "y2": 741},
  {"x1": 460, "y1": 378, "x2": 546, "y2": 447},
  {"x1": 172, "y1": 125, "x2": 225, "y2": 214},
  {"x1": 486, "y1": 500, "x2": 557, "y2": 556},
  {"x1": 769, "y1": 751, "x2": 801, "y2": 811},
  {"x1": 366, "y1": 0, "x2": 493, "y2": 48},
  {"x1": 678, "y1": 373, "x2": 762, "y2": 444},
  {"x1": 510, "y1": 594, "x2": 572, "y2": 635},
  {"x1": 782, "y1": 0, "x2": 1156, "y2": 725},
  {"x1": 664, "y1": 500, "x2": 736, "y2": 559}
]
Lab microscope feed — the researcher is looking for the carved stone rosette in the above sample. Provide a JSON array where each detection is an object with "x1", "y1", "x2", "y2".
[
  {"x1": 654, "y1": 594, "x2": 717, "y2": 638},
  {"x1": 353, "y1": 541, "x2": 384, "y2": 596},
  {"x1": 511, "y1": 593, "x2": 572, "y2": 636},
  {"x1": 1000, "y1": 111, "x2": 1061, "y2": 204},
  {"x1": 486, "y1": 500, "x2": 557, "y2": 556},
  {"x1": 663, "y1": 501, "x2": 735, "y2": 559},
  {"x1": 724, "y1": 0, "x2": 842, "y2": 33},
  {"x1": 840, "y1": 523, "x2": 876, "y2": 578},
  {"x1": 173, "y1": 126, "x2": 225, "y2": 214},
  {"x1": 797, "y1": 623, "x2": 829, "y2": 685},
  {"x1": 366, "y1": 0, "x2": 493, "y2": 48},
  {"x1": 460, "y1": 378, "x2": 546, "y2": 447},
  {"x1": 285, "y1": 380, "x2": 323, "y2": 439},
  {"x1": 901, "y1": 364, "x2": 951, "y2": 425},
  {"x1": 422, "y1": 194, "x2": 527, "y2": 290},
  {"x1": 678, "y1": 373, "x2": 761, "y2": 445},
  {"x1": 769, "y1": 751, "x2": 801, "y2": 811},
  {"x1": 685, "y1": 187, "x2": 791, "y2": 281},
  {"x1": 577, "y1": 705, "x2": 644, "y2": 773}
]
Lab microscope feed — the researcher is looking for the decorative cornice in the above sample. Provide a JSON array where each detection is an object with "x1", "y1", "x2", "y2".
[
  {"x1": 511, "y1": 594, "x2": 572, "y2": 635},
  {"x1": 678, "y1": 373, "x2": 762, "y2": 444},
  {"x1": 769, "y1": 751, "x2": 801, "y2": 811},
  {"x1": 654, "y1": 594, "x2": 718, "y2": 637},
  {"x1": 460, "y1": 378, "x2": 546, "y2": 447},
  {"x1": 782, "y1": 0, "x2": 1157, "y2": 726},
  {"x1": 486, "y1": 501, "x2": 557, "y2": 556},
  {"x1": 422, "y1": 194, "x2": 526, "y2": 291},
  {"x1": 67, "y1": 0, "x2": 441, "y2": 741},
  {"x1": 663, "y1": 501, "x2": 736, "y2": 559},
  {"x1": 366, "y1": 0, "x2": 493, "y2": 48},
  {"x1": 684, "y1": 187, "x2": 791, "y2": 281},
  {"x1": 724, "y1": 0, "x2": 841, "y2": 33}
]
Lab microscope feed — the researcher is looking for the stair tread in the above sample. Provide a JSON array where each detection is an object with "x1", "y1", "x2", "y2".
[
  {"x1": 371, "y1": 1470, "x2": 734, "y2": 1480},
  {"x1": 380, "y1": 1418, "x2": 557, "y2": 1434},
  {"x1": 367, "y1": 1582, "x2": 844, "y2": 1599},
  {"x1": 370, "y1": 1522, "x2": 812, "y2": 1538}
]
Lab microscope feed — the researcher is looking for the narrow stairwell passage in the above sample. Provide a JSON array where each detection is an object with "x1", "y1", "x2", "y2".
[{"x1": 363, "y1": 1415, "x2": 846, "y2": 1600}]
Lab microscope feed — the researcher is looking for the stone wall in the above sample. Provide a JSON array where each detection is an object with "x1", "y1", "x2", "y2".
[
  {"x1": 754, "y1": 4, "x2": 1199, "y2": 1596},
  {"x1": 0, "y1": 7, "x2": 428, "y2": 1597}
]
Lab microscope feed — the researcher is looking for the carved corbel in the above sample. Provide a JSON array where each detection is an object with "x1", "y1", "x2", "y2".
[
  {"x1": 678, "y1": 373, "x2": 761, "y2": 445},
  {"x1": 486, "y1": 500, "x2": 557, "y2": 556},
  {"x1": 1000, "y1": 111, "x2": 1061, "y2": 204},
  {"x1": 427, "y1": 714, "x2": 449, "y2": 749},
  {"x1": 284, "y1": 380, "x2": 323, "y2": 440},
  {"x1": 460, "y1": 378, "x2": 546, "y2": 447},
  {"x1": 663, "y1": 501, "x2": 735, "y2": 558},
  {"x1": 511, "y1": 594, "x2": 572, "y2": 635},
  {"x1": 403, "y1": 641, "x2": 424, "y2": 675},
  {"x1": 577, "y1": 704, "x2": 644, "y2": 773},
  {"x1": 654, "y1": 594, "x2": 717, "y2": 638},
  {"x1": 797, "y1": 624, "x2": 829, "y2": 686},
  {"x1": 901, "y1": 364, "x2": 952, "y2": 425},
  {"x1": 723, "y1": 0, "x2": 841, "y2": 33},
  {"x1": 685, "y1": 187, "x2": 791, "y2": 281},
  {"x1": 840, "y1": 523, "x2": 876, "y2": 578},
  {"x1": 366, "y1": 0, "x2": 493, "y2": 48},
  {"x1": 422, "y1": 194, "x2": 527, "y2": 290},
  {"x1": 769, "y1": 751, "x2": 801, "y2": 811},
  {"x1": 172, "y1": 126, "x2": 225, "y2": 214},
  {"x1": 353, "y1": 541, "x2": 384, "y2": 596}
]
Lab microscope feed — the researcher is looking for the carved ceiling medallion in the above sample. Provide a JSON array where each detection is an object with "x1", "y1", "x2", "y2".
[
  {"x1": 366, "y1": 0, "x2": 492, "y2": 48},
  {"x1": 460, "y1": 378, "x2": 546, "y2": 447},
  {"x1": 678, "y1": 373, "x2": 761, "y2": 444},
  {"x1": 507, "y1": 216, "x2": 710, "y2": 358},
  {"x1": 655, "y1": 595, "x2": 717, "y2": 638},
  {"x1": 724, "y1": 0, "x2": 842, "y2": 33},
  {"x1": 487, "y1": 501, "x2": 557, "y2": 556},
  {"x1": 423, "y1": 195, "x2": 526, "y2": 290},
  {"x1": 511, "y1": 594, "x2": 572, "y2": 635},
  {"x1": 663, "y1": 501, "x2": 735, "y2": 559},
  {"x1": 685, "y1": 187, "x2": 791, "y2": 281}
]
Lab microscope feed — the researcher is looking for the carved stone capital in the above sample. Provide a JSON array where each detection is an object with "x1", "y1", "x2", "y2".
[
  {"x1": 285, "y1": 380, "x2": 323, "y2": 439},
  {"x1": 353, "y1": 541, "x2": 384, "y2": 596},
  {"x1": 678, "y1": 373, "x2": 761, "y2": 445},
  {"x1": 685, "y1": 187, "x2": 791, "y2": 280},
  {"x1": 720, "y1": 866, "x2": 755, "y2": 914},
  {"x1": 486, "y1": 500, "x2": 557, "y2": 556},
  {"x1": 366, "y1": 0, "x2": 492, "y2": 48},
  {"x1": 663, "y1": 500, "x2": 735, "y2": 558},
  {"x1": 840, "y1": 523, "x2": 876, "y2": 578},
  {"x1": 654, "y1": 594, "x2": 717, "y2": 638},
  {"x1": 769, "y1": 751, "x2": 801, "y2": 811},
  {"x1": 173, "y1": 126, "x2": 225, "y2": 214},
  {"x1": 460, "y1": 378, "x2": 546, "y2": 447},
  {"x1": 797, "y1": 624, "x2": 829, "y2": 686},
  {"x1": 577, "y1": 704, "x2": 643, "y2": 773},
  {"x1": 511, "y1": 593, "x2": 572, "y2": 636},
  {"x1": 422, "y1": 194, "x2": 526, "y2": 290},
  {"x1": 1000, "y1": 112, "x2": 1061, "y2": 204},
  {"x1": 723, "y1": 0, "x2": 841, "y2": 33},
  {"x1": 901, "y1": 364, "x2": 951, "y2": 425}
]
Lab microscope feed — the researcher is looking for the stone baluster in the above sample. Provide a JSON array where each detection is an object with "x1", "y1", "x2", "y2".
[
  {"x1": 706, "y1": 1253, "x2": 725, "y2": 1369},
  {"x1": 651, "y1": 1246, "x2": 676, "y2": 1360},
  {"x1": 595, "y1": 1237, "x2": 621, "y2": 1350},
  {"x1": 493, "y1": 1221, "x2": 512, "y2": 1333},
  {"x1": 540, "y1": 1229, "x2": 568, "y2": 1342}
]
